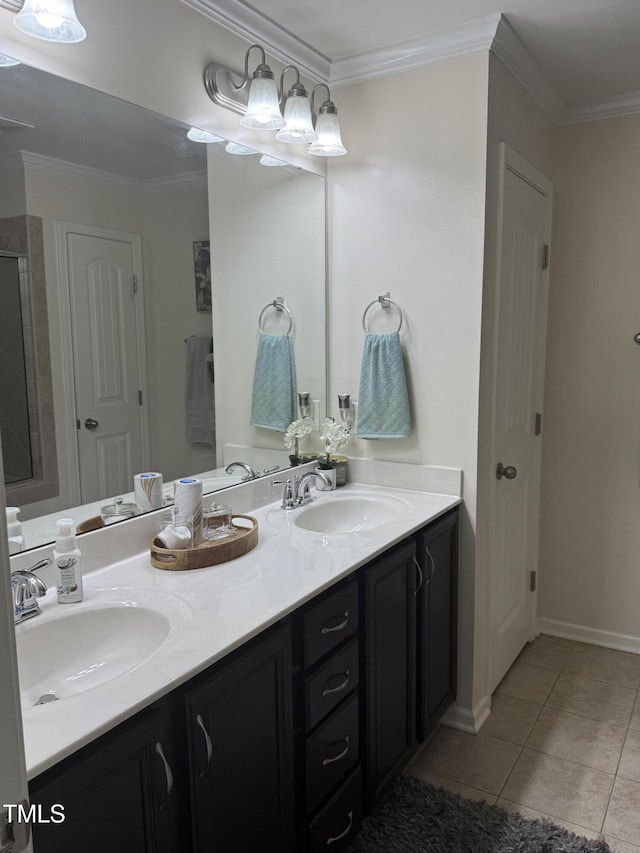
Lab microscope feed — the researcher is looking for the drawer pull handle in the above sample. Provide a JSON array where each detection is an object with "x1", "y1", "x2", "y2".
[
  {"x1": 321, "y1": 611, "x2": 349, "y2": 634},
  {"x1": 322, "y1": 670, "x2": 350, "y2": 696},
  {"x1": 154, "y1": 742, "x2": 174, "y2": 797},
  {"x1": 196, "y1": 713, "x2": 213, "y2": 776},
  {"x1": 326, "y1": 810, "x2": 353, "y2": 845},
  {"x1": 322, "y1": 735, "x2": 350, "y2": 766}
]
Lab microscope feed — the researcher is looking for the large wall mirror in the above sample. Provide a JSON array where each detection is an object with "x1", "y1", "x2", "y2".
[{"x1": 0, "y1": 62, "x2": 327, "y2": 552}]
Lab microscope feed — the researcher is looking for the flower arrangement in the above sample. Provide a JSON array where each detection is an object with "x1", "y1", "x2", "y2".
[
  {"x1": 284, "y1": 416, "x2": 313, "y2": 462},
  {"x1": 317, "y1": 417, "x2": 350, "y2": 469}
]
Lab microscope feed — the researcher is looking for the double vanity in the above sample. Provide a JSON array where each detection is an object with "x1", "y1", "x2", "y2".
[{"x1": 14, "y1": 475, "x2": 460, "y2": 853}]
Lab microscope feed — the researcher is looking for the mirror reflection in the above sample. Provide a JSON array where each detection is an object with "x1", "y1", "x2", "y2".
[{"x1": 0, "y1": 62, "x2": 326, "y2": 552}]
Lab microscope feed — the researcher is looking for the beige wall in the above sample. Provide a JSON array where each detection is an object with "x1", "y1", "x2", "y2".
[
  {"x1": 539, "y1": 115, "x2": 640, "y2": 645},
  {"x1": 328, "y1": 52, "x2": 490, "y2": 713}
]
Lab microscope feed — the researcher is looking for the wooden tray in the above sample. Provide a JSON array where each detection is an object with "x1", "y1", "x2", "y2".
[{"x1": 150, "y1": 515, "x2": 258, "y2": 571}]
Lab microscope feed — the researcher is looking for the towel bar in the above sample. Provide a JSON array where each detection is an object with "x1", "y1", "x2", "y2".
[
  {"x1": 258, "y1": 299, "x2": 293, "y2": 335},
  {"x1": 362, "y1": 295, "x2": 403, "y2": 333}
]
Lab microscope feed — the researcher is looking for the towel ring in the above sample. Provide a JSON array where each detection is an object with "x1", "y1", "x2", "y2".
[
  {"x1": 362, "y1": 296, "x2": 403, "y2": 333},
  {"x1": 258, "y1": 300, "x2": 293, "y2": 335}
]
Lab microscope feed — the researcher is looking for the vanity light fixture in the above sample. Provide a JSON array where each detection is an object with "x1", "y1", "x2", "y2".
[
  {"x1": 13, "y1": 0, "x2": 87, "y2": 43},
  {"x1": 0, "y1": 53, "x2": 20, "y2": 66},
  {"x1": 203, "y1": 44, "x2": 346, "y2": 157},
  {"x1": 225, "y1": 140, "x2": 256, "y2": 156},
  {"x1": 259, "y1": 154, "x2": 287, "y2": 167}
]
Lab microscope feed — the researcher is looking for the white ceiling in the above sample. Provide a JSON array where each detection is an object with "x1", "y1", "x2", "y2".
[{"x1": 188, "y1": 0, "x2": 640, "y2": 123}]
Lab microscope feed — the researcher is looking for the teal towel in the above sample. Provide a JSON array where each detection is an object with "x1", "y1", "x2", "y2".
[
  {"x1": 250, "y1": 333, "x2": 297, "y2": 432},
  {"x1": 356, "y1": 331, "x2": 411, "y2": 439}
]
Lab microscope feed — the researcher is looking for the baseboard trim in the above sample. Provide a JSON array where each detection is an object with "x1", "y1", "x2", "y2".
[
  {"x1": 537, "y1": 618, "x2": 640, "y2": 655},
  {"x1": 441, "y1": 694, "x2": 491, "y2": 734}
]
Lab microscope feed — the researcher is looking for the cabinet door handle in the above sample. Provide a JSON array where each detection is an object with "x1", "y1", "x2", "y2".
[
  {"x1": 321, "y1": 611, "x2": 349, "y2": 634},
  {"x1": 413, "y1": 557, "x2": 423, "y2": 595},
  {"x1": 425, "y1": 544, "x2": 436, "y2": 582},
  {"x1": 322, "y1": 735, "x2": 350, "y2": 766},
  {"x1": 195, "y1": 713, "x2": 213, "y2": 776},
  {"x1": 326, "y1": 810, "x2": 353, "y2": 845},
  {"x1": 154, "y1": 742, "x2": 174, "y2": 798},
  {"x1": 322, "y1": 670, "x2": 350, "y2": 696}
]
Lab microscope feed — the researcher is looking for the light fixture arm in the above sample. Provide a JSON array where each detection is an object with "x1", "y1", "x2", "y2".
[
  {"x1": 310, "y1": 83, "x2": 333, "y2": 119},
  {"x1": 204, "y1": 44, "x2": 274, "y2": 116}
]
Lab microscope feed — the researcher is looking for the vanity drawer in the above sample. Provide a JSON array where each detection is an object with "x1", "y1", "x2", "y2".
[
  {"x1": 303, "y1": 581, "x2": 358, "y2": 669},
  {"x1": 305, "y1": 638, "x2": 359, "y2": 731},
  {"x1": 308, "y1": 766, "x2": 362, "y2": 853},
  {"x1": 306, "y1": 692, "x2": 359, "y2": 813}
]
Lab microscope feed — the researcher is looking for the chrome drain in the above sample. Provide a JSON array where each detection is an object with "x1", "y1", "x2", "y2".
[{"x1": 34, "y1": 691, "x2": 58, "y2": 706}]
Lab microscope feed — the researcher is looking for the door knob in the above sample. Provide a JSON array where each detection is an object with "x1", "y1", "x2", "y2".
[
  {"x1": 496, "y1": 463, "x2": 517, "y2": 480},
  {"x1": 84, "y1": 418, "x2": 99, "y2": 430}
]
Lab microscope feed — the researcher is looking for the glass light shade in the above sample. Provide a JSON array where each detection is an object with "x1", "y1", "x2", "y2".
[
  {"x1": 0, "y1": 54, "x2": 20, "y2": 67},
  {"x1": 14, "y1": 0, "x2": 87, "y2": 43},
  {"x1": 308, "y1": 111, "x2": 347, "y2": 157},
  {"x1": 259, "y1": 155, "x2": 287, "y2": 167},
  {"x1": 225, "y1": 141, "x2": 256, "y2": 156},
  {"x1": 240, "y1": 76, "x2": 285, "y2": 130},
  {"x1": 275, "y1": 95, "x2": 317, "y2": 144},
  {"x1": 187, "y1": 127, "x2": 224, "y2": 144}
]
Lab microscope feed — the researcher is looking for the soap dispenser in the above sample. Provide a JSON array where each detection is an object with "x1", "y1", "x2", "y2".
[
  {"x1": 54, "y1": 518, "x2": 83, "y2": 603},
  {"x1": 6, "y1": 506, "x2": 24, "y2": 554}
]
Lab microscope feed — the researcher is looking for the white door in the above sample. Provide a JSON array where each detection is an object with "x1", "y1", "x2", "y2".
[
  {"x1": 489, "y1": 145, "x2": 553, "y2": 693},
  {"x1": 0, "y1": 452, "x2": 32, "y2": 852},
  {"x1": 67, "y1": 232, "x2": 145, "y2": 503}
]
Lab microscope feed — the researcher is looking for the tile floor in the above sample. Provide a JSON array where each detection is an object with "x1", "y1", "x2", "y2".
[{"x1": 408, "y1": 635, "x2": 640, "y2": 852}]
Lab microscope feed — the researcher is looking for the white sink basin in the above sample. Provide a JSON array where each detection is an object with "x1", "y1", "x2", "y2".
[
  {"x1": 267, "y1": 491, "x2": 411, "y2": 534},
  {"x1": 16, "y1": 588, "x2": 189, "y2": 707}
]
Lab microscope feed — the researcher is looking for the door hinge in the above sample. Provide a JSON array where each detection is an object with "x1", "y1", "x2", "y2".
[
  {"x1": 542, "y1": 244, "x2": 550, "y2": 270},
  {"x1": 76, "y1": 418, "x2": 81, "y2": 430},
  {"x1": 132, "y1": 274, "x2": 138, "y2": 294},
  {"x1": 535, "y1": 412, "x2": 542, "y2": 435},
  {"x1": 138, "y1": 390, "x2": 143, "y2": 406},
  {"x1": 530, "y1": 570, "x2": 537, "y2": 592}
]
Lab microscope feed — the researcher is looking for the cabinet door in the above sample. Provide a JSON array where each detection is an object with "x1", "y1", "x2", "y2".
[
  {"x1": 363, "y1": 539, "x2": 417, "y2": 810},
  {"x1": 30, "y1": 708, "x2": 174, "y2": 853},
  {"x1": 418, "y1": 508, "x2": 459, "y2": 742},
  {"x1": 187, "y1": 622, "x2": 295, "y2": 853}
]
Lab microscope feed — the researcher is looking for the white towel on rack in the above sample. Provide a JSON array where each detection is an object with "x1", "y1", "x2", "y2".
[{"x1": 186, "y1": 336, "x2": 215, "y2": 445}]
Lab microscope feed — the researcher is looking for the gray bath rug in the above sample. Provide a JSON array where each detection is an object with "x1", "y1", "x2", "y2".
[{"x1": 347, "y1": 775, "x2": 611, "y2": 852}]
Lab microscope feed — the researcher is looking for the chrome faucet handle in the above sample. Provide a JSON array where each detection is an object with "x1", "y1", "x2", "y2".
[
  {"x1": 11, "y1": 573, "x2": 45, "y2": 624},
  {"x1": 272, "y1": 479, "x2": 297, "y2": 510}
]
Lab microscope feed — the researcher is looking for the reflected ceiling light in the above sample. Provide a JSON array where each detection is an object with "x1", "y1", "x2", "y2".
[
  {"x1": 0, "y1": 53, "x2": 20, "y2": 67},
  {"x1": 203, "y1": 44, "x2": 346, "y2": 157},
  {"x1": 225, "y1": 141, "x2": 256, "y2": 156},
  {"x1": 187, "y1": 127, "x2": 224, "y2": 144},
  {"x1": 13, "y1": 0, "x2": 87, "y2": 43},
  {"x1": 259, "y1": 154, "x2": 287, "y2": 167}
]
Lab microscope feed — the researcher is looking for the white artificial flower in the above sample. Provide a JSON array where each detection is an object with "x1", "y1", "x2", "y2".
[
  {"x1": 284, "y1": 416, "x2": 313, "y2": 450},
  {"x1": 319, "y1": 417, "x2": 350, "y2": 454}
]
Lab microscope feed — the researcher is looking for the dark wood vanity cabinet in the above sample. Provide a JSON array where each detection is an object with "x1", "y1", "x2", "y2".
[
  {"x1": 417, "y1": 508, "x2": 459, "y2": 742},
  {"x1": 186, "y1": 622, "x2": 295, "y2": 853},
  {"x1": 362, "y1": 538, "x2": 418, "y2": 810},
  {"x1": 29, "y1": 706, "x2": 179, "y2": 853},
  {"x1": 28, "y1": 508, "x2": 458, "y2": 853}
]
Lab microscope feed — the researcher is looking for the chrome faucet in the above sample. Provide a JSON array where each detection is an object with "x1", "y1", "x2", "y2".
[
  {"x1": 295, "y1": 471, "x2": 332, "y2": 505},
  {"x1": 11, "y1": 558, "x2": 52, "y2": 625},
  {"x1": 225, "y1": 461, "x2": 259, "y2": 481}
]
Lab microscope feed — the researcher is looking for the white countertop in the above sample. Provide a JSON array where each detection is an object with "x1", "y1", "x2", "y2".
[{"x1": 18, "y1": 482, "x2": 459, "y2": 779}]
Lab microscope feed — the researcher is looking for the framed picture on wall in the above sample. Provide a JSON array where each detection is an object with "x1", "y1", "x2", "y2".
[{"x1": 193, "y1": 240, "x2": 211, "y2": 312}]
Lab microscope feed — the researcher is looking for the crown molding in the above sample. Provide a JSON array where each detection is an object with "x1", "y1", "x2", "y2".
[
  {"x1": 329, "y1": 13, "x2": 501, "y2": 87},
  {"x1": 491, "y1": 15, "x2": 566, "y2": 125},
  {"x1": 561, "y1": 89, "x2": 640, "y2": 125},
  {"x1": 0, "y1": 150, "x2": 206, "y2": 193},
  {"x1": 179, "y1": 0, "x2": 329, "y2": 83}
]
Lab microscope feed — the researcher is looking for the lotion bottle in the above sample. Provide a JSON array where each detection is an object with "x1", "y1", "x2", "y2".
[
  {"x1": 54, "y1": 518, "x2": 83, "y2": 603},
  {"x1": 6, "y1": 506, "x2": 24, "y2": 554}
]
